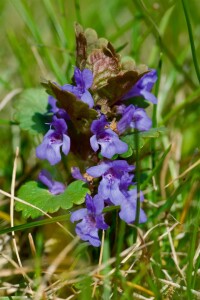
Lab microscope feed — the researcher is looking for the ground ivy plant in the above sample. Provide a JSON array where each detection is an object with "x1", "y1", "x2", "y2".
[{"x1": 15, "y1": 24, "x2": 158, "y2": 247}]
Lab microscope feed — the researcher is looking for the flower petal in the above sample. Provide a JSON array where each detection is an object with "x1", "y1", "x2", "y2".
[
  {"x1": 46, "y1": 143, "x2": 62, "y2": 165},
  {"x1": 90, "y1": 115, "x2": 108, "y2": 134},
  {"x1": 74, "y1": 67, "x2": 84, "y2": 88},
  {"x1": 87, "y1": 162, "x2": 110, "y2": 178},
  {"x1": 87, "y1": 229, "x2": 101, "y2": 247},
  {"x1": 90, "y1": 135, "x2": 99, "y2": 152},
  {"x1": 119, "y1": 200, "x2": 136, "y2": 223},
  {"x1": 36, "y1": 140, "x2": 49, "y2": 161},
  {"x1": 85, "y1": 194, "x2": 96, "y2": 214},
  {"x1": 140, "y1": 90, "x2": 157, "y2": 104},
  {"x1": 70, "y1": 208, "x2": 87, "y2": 222},
  {"x1": 93, "y1": 194, "x2": 105, "y2": 214},
  {"x1": 95, "y1": 215, "x2": 108, "y2": 230},
  {"x1": 62, "y1": 134, "x2": 70, "y2": 155},
  {"x1": 52, "y1": 116, "x2": 68, "y2": 133},
  {"x1": 38, "y1": 169, "x2": 54, "y2": 189},
  {"x1": 100, "y1": 142, "x2": 116, "y2": 159},
  {"x1": 48, "y1": 96, "x2": 58, "y2": 113},
  {"x1": 82, "y1": 69, "x2": 93, "y2": 89},
  {"x1": 62, "y1": 84, "x2": 81, "y2": 98},
  {"x1": 81, "y1": 90, "x2": 94, "y2": 108},
  {"x1": 71, "y1": 167, "x2": 86, "y2": 181},
  {"x1": 50, "y1": 181, "x2": 65, "y2": 195},
  {"x1": 114, "y1": 139, "x2": 128, "y2": 154}
]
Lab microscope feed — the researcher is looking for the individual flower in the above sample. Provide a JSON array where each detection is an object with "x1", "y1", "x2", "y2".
[
  {"x1": 70, "y1": 194, "x2": 108, "y2": 247},
  {"x1": 119, "y1": 189, "x2": 147, "y2": 224},
  {"x1": 90, "y1": 115, "x2": 128, "y2": 159},
  {"x1": 71, "y1": 167, "x2": 87, "y2": 182},
  {"x1": 48, "y1": 95, "x2": 69, "y2": 120},
  {"x1": 36, "y1": 116, "x2": 70, "y2": 165},
  {"x1": 117, "y1": 104, "x2": 152, "y2": 134},
  {"x1": 62, "y1": 67, "x2": 94, "y2": 108},
  {"x1": 38, "y1": 169, "x2": 65, "y2": 195},
  {"x1": 87, "y1": 160, "x2": 134, "y2": 205},
  {"x1": 122, "y1": 69, "x2": 158, "y2": 104}
]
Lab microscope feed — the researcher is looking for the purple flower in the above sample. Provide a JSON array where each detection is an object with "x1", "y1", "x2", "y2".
[
  {"x1": 62, "y1": 68, "x2": 94, "y2": 108},
  {"x1": 48, "y1": 96, "x2": 69, "y2": 120},
  {"x1": 36, "y1": 116, "x2": 70, "y2": 165},
  {"x1": 87, "y1": 160, "x2": 134, "y2": 205},
  {"x1": 90, "y1": 115, "x2": 128, "y2": 159},
  {"x1": 119, "y1": 189, "x2": 147, "y2": 223},
  {"x1": 70, "y1": 194, "x2": 108, "y2": 247},
  {"x1": 123, "y1": 69, "x2": 158, "y2": 104},
  {"x1": 71, "y1": 167, "x2": 87, "y2": 182},
  {"x1": 117, "y1": 105, "x2": 152, "y2": 134},
  {"x1": 38, "y1": 169, "x2": 65, "y2": 195}
]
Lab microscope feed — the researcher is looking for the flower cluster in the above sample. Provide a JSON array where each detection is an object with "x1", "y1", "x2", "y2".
[{"x1": 35, "y1": 27, "x2": 157, "y2": 247}]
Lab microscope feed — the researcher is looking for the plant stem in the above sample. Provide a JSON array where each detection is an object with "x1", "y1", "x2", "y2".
[{"x1": 113, "y1": 220, "x2": 126, "y2": 299}]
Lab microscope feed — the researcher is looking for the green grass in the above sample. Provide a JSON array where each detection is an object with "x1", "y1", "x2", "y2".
[{"x1": 0, "y1": 0, "x2": 200, "y2": 299}]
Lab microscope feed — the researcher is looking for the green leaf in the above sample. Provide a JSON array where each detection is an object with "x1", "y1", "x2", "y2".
[
  {"x1": 120, "y1": 127, "x2": 166, "y2": 158},
  {"x1": 121, "y1": 133, "x2": 144, "y2": 150},
  {"x1": 14, "y1": 88, "x2": 49, "y2": 134},
  {"x1": 15, "y1": 180, "x2": 90, "y2": 219},
  {"x1": 119, "y1": 144, "x2": 133, "y2": 158},
  {"x1": 139, "y1": 127, "x2": 166, "y2": 138},
  {"x1": 60, "y1": 180, "x2": 90, "y2": 205}
]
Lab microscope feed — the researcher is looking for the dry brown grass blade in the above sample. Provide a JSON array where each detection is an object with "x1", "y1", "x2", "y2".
[
  {"x1": 10, "y1": 147, "x2": 32, "y2": 285},
  {"x1": 92, "y1": 229, "x2": 105, "y2": 297},
  {"x1": 127, "y1": 281, "x2": 155, "y2": 297},
  {"x1": 31, "y1": 45, "x2": 48, "y2": 76},
  {"x1": 165, "y1": 220, "x2": 186, "y2": 284},
  {"x1": 165, "y1": 158, "x2": 200, "y2": 188},
  {"x1": 28, "y1": 232, "x2": 37, "y2": 256},
  {"x1": 180, "y1": 180, "x2": 199, "y2": 224}
]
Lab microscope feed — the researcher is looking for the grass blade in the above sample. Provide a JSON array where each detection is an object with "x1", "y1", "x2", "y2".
[
  {"x1": 0, "y1": 214, "x2": 70, "y2": 235},
  {"x1": 181, "y1": 0, "x2": 200, "y2": 84}
]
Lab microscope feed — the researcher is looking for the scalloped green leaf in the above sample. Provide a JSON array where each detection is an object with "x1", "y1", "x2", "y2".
[
  {"x1": 62, "y1": 180, "x2": 90, "y2": 205},
  {"x1": 16, "y1": 180, "x2": 90, "y2": 219},
  {"x1": 14, "y1": 88, "x2": 49, "y2": 134}
]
